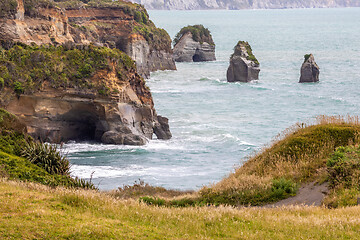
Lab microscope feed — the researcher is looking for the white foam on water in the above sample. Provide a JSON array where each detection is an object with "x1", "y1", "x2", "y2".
[{"x1": 71, "y1": 164, "x2": 208, "y2": 179}]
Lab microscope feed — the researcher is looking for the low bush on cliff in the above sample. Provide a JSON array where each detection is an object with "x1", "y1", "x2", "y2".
[
  {"x1": 0, "y1": 42, "x2": 136, "y2": 96},
  {"x1": 0, "y1": 108, "x2": 95, "y2": 189},
  {"x1": 0, "y1": 0, "x2": 18, "y2": 18},
  {"x1": 233, "y1": 41, "x2": 259, "y2": 65},
  {"x1": 174, "y1": 24, "x2": 215, "y2": 46},
  {"x1": 323, "y1": 145, "x2": 360, "y2": 207}
]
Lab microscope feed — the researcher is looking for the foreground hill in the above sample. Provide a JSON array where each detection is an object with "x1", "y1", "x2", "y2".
[
  {"x1": 1, "y1": 180, "x2": 360, "y2": 239},
  {"x1": 130, "y1": 0, "x2": 360, "y2": 10}
]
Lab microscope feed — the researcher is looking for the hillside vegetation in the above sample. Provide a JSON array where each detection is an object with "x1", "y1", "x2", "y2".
[
  {"x1": 2, "y1": 111, "x2": 360, "y2": 237},
  {"x1": 1, "y1": 179, "x2": 360, "y2": 239},
  {"x1": 0, "y1": 41, "x2": 137, "y2": 98}
]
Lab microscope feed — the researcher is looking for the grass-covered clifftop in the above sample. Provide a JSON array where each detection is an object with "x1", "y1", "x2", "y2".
[
  {"x1": 0, "y1": 41, "x2": 139, "y2": 97},
  {"x1": 200, "y1": 116, "x2": 360, "y2": 207},
  {"x1": 174, "y1": 24, "x2": 215, "y2": 46}
]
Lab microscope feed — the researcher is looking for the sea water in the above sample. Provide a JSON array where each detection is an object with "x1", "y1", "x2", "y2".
[{"x1": 64, "y1": 8, "x2": 360, "y2": 190}]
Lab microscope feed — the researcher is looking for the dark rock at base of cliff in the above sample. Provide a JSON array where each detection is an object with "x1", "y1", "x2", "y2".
[
  {"x1": 173, "y1": 32, "x2": 215, "y2": 62},
  {"x1": 299, "y1": 54, "x2": 320, "y2": 83},
  {"x1": 101, "y1": 131, "x2": 147, "y2": 145},
  {"x1": 227, "y1": 41, "x2": 260, "y2": 82},
  {"x1": 153, "y1": 115, "x2": 172, "y2": 140}
]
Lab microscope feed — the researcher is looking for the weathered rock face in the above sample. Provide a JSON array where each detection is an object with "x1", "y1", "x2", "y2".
[
  {"x1": 173, "y1": 32, "x2": 216, "y2": 62},
  {"x1": 227, "y1": 41, "x2": 260, "y2": 82},
  {"x1": 0, "y1": 0, "x2": 176, "y2": 78},
  {"x1": 0, "y1": 43, "x2": 171, "y2": 146},
  {"x1": 299, "y1": 54, "x2": 320, "y2": 83},
  {"x1": 2, "y1": 71, "x2": 171, "y2": 146}
]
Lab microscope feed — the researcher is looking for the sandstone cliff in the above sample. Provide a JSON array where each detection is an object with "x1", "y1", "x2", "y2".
[
  {"x1": 173, "y1": 25, "x2": 216, "y2": 62},
  {"x1": 0, "y1": 0, "x2": 176, "y2": 78},
  {"x1": 0, "y1": 40, "x2": 171, "y2": 145},
  {"x1": 227, "y1": 41, "x2": 260, "y2": 82},
  {"x1": 130, "y1": 0, "x2": 360, "y2": 10}
]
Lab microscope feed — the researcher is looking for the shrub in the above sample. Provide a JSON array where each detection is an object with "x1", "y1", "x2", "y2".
[
  {"x1": 304, "y1": 54, "x2": 311, "y2": 62},
  {"x1": 0, "y1": 77, "x2": 4, "y2": 89},
  {"x1": 13, "y1": 81, "x2": 24, "y2": 95},
  {"x1": 0, "y1": 0, "x2": 18, "y2": 18},
  {"x1": 139, "y1": 196, "x2": 166, "y2": 206},
  {"x1": 233, "y1": 41, "x2": 259, "y2": 65},
  {"x1": 21, "y1": 141, "x2": 70, "y2": 176}
]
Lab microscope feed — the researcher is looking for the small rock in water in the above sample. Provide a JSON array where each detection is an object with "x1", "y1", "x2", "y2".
[
  {"x1": 226, "y1": 41, "x2": 260, "y2": 82},
  {"x1": 299, "y1": 54, "x2": 320, "y2": 83}
]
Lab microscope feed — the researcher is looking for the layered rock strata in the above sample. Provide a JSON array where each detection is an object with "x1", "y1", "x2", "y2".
[
  {"x1": 0, "y1": 0, "x2": 176, "y2": 78},
  {"x1": 227, "y1": 41, "x2": 260, "y2": 82},
  {"x1": 173, "y1": 32, "x2": 216, "y2": 62},
  {"x1": 299, "y1": 54, "x2": 320, "y2": 83},
  {"x1": 0, "y1": 43, "x2": 171, "y2": 146}
]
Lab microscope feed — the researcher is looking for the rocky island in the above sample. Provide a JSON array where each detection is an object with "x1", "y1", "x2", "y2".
[
  {"x1": 173, "y1": 25, "x2": 216, "y2": 62},
  {"x1": 0, "y1": 0, "x2": 173, "y2": 145},
  {"x1": 299, "y1": 54, "x2": 320, "y2": 83},
  {"x1": 227, "y1": 41, "x2": 260, "y2": 82}
]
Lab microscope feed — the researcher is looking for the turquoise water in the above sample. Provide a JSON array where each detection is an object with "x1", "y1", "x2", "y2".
[{"x1": 64, "y1": 9, "x2": 360, "y2": 190}]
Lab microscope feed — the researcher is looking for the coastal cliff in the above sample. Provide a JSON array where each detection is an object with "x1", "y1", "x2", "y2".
[
  {"x1": 0, "y1": 0, "x2": 174, "y2": 145},
  {"x1": 0, "y1": 0, "x2": 176, "y2": 78},
  {"x1": 0, "y1": 42, "x2": 171, "y2": 145},
  {"x1": 130, "y1": 0, "x2": 360, "y2": 10}
]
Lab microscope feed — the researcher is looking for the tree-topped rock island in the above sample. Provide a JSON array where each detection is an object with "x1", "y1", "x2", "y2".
[
  {"x1": 173, "y1": 25, "x2": 216, "y2": 62},
  {"x1": 227, "y1": 41, "x2": 260, "y2": 82},
  {"x1": 299, "y1": 54, "x2": 320, "y2": 83}
]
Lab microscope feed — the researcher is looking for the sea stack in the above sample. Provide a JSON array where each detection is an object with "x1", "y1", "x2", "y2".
[
  {"x1": 173, "y1": 25, "x2": 216, "y2": 62},
  {"x1": 227, "y1": 41, "x2": 260, "y2": 82},
  {"x1": 299, "y1": 54, "x2": 320, "y2": 83}
]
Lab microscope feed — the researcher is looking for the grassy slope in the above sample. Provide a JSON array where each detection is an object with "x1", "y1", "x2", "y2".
[
  {"x1": 1, "y1": 179, "x2": 360, "y2": 240},
  {"x1": 199, "y1": 116, "x2": 360, "y2": 206}
]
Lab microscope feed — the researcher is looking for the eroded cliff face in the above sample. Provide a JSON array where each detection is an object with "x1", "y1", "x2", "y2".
[
  {"x1": 0, "y1": 41, "x2": 171, "y2": 145},
  {"x1": 0, "y1": 0, "x2": 176, "y2": 78}
]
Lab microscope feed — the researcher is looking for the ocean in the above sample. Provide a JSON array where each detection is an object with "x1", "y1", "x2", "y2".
[{"x1": 64, "y1": 8, "x2": 360, "y2": 191}]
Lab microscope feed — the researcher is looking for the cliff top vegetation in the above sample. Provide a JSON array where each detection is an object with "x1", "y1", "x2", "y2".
[
  {"x1": 173, "y1": 24, "x2": 215, "y2": 46},
  {"x1": 0, "y1": 41, "x2": 141, "y2": 99},
  {"x1": 233, "y1": 41, "x2": 259, "y2": 65}
]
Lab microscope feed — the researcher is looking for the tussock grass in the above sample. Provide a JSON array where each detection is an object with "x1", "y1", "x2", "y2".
[
  {"x1": 200, "y1": 116, "x2": 360, "y2": 206},
  {"x1": 1, "y1": 179, "x2": 360, "y2": 239}
]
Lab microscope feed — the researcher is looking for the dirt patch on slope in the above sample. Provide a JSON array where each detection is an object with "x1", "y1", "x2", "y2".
[{"x1": 265, "y1": 181, "x2": 329, "y2": 207}]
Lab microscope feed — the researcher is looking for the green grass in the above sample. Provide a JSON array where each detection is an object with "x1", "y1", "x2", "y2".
[
  {"x1": 1, "y1": 179, "x2": 360, "y2": 239},
  {"x1": 197, "y1": 116, "x2": 360, "y2": 207},
  {"x1": 0, "y1": 42, "x2": 136, "y2": 95}
]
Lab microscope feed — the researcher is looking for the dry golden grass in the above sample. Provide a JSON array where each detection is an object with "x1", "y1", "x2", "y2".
[
  {"x1": 1, "y1": 178, "x2": 360, "y2": 239},
  {"x1": 200, "y1": 116, "x2": 360, "y2": 206}
]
